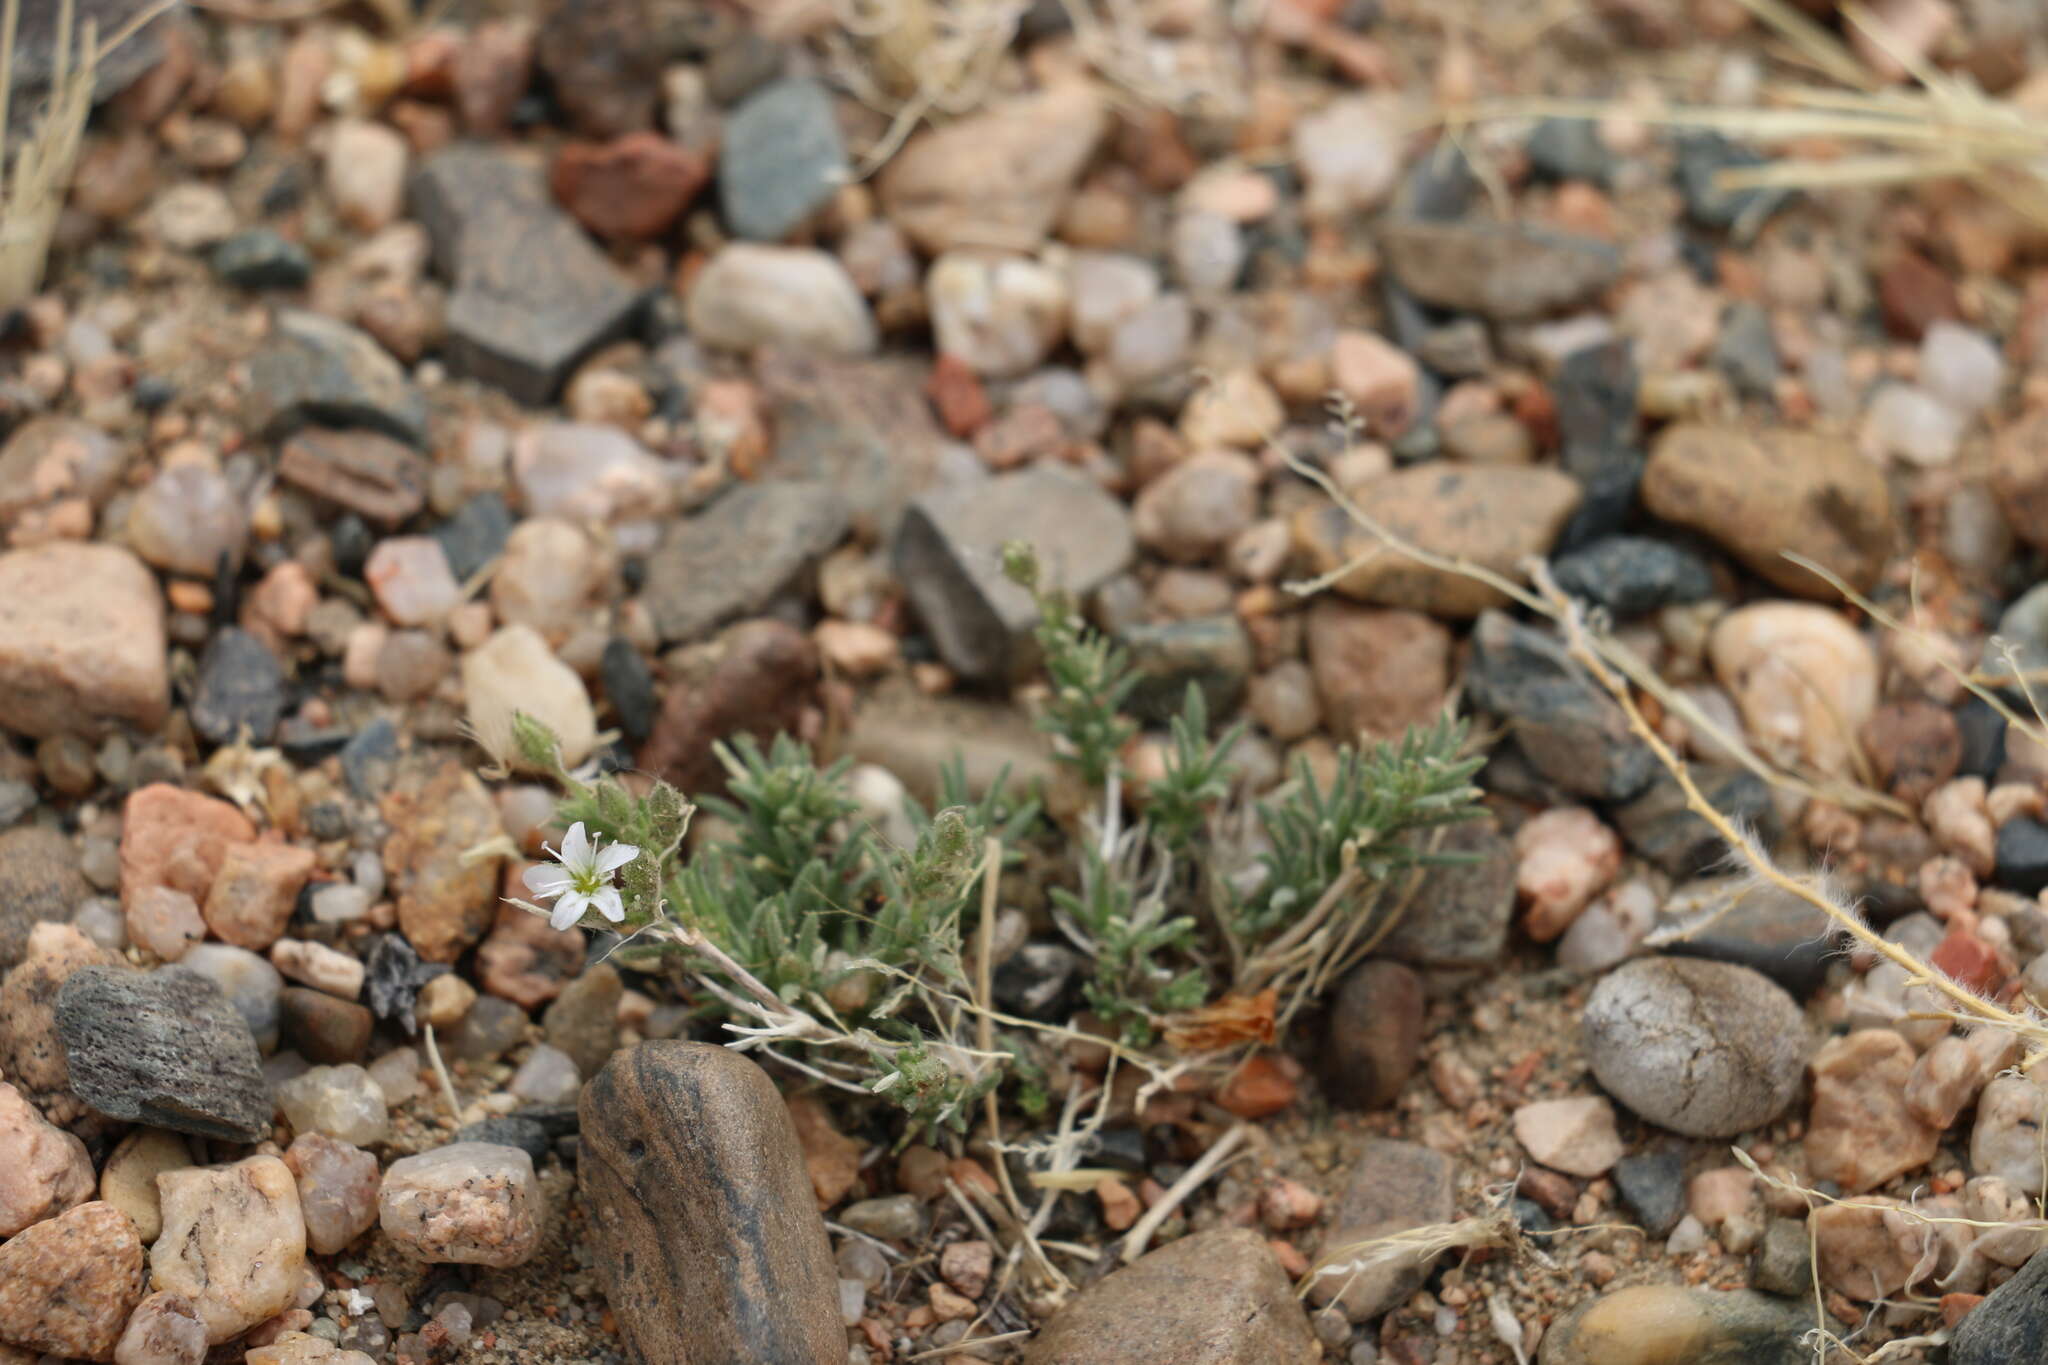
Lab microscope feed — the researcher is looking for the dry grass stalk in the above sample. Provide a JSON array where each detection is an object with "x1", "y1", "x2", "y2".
[
  {"x1": 0, "y1": 0, "x2": 94, "y2": 312},
  {"x1": 1460, "y1": 0, "x2": 2048, "y2": 229}
]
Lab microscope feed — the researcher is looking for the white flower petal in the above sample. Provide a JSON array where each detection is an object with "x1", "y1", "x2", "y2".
[
  {"x1": 595, "y1": 842, "x2": 640, "y2": 876},
  {"x1": 558, "y1": 822, "x2": 593, "y2": 871},
  {"x1": 592, "y1": 886, "x2": 626, "y2": 923},
  {"x1": 522, "y1": 864, "x2": 573, "y2": 898},
  {"x1": 549, "y1": 888, "x2": 592, "y2": 932}
]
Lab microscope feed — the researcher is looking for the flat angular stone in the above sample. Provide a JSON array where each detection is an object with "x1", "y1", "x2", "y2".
[
  {"x1": 0, "y1": 543, "x2": 168, "y2": 739},
  {"x1": 1467, "y1": 611, "x2": 1656, "y2": 801},
  {"x1": 412, "y1": 145, "x2": 645, "y2": 404},
  {"x1": 246, "y1": 310, "x2": 427, "y2": 446},
  {"x1": 719, "y1": 79, "x2": 846, "y2": 242},
  {"x1": 896, "y1": 465, "x2": 1135, "y2": 681},
  {"x1": 1379, "y1": 220, "x2": 1622, "y2": 320},
  {"x1": 277, "y1": 428, "x2": 428, "y2": 528},
  {"x1": 754, "y1": 348, "x2": 945, "y2": 540},
  {"x1": 1024, "y1": 1228, "x2": 1317, "y2": 1364},
  {"x1": 55, "y1": 965, "x2": 271, "y2": 1142},
  {"x1": 641, "y1": 481, "x2": 850, "y2": 645},
  {"x1": 580, "y1": 1041, "x2": 843, "y2": 1363}
]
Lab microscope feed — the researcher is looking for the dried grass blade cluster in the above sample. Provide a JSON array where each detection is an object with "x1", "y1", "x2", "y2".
[
  {"x1": 0, "y1": 0, "x2": 97, "y2": 311},
  {"x1": 1466, "y1": 0, "x2": 2048, "y2": 229}
]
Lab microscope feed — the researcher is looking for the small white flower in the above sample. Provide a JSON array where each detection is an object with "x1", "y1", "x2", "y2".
[{"x1": 521, "y1": 822, "x2": 640, "y2": 932}]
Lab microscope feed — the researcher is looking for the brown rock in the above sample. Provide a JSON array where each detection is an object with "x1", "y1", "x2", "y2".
[
  {"x1": 380, "y1": 758, "x2": 505, "y2": 962},
  {"x1": 541, "y1": 963, "x2": 622, "y2": 1078},
  {"x1": 0, "y1": 1079, "x2": 93, "y2": 1238},
  {"x1": 1806, "y1": 1029, "x2": 1941, "y2": 1193},
  {"x1": 203, "y1": 842, "x2": 317, "y2": 951},
  {"x1": 152, "y1": 1157, "x2": 307, "y2": 1344},
  {"x1": 1291, "y1": 463, "x2": 1582, "y2": 618},
  {"x1": 1992, "y1": 409, "x2": 2048, "y2": 557},
  {"x1": 786, "y1": 1094, "x2": 861, "y2": 1209},
  {"x1": 0, "y1": 543, "x2": 168, "y2": 738},
  {"x1": 877, "y1": 85, "x2": 1108, "y2": 254},
  {"x1": 119, "y1": 784, "x2": 257, "y2": 919},
  {"x1": 1862, "y1": 700, "x2": 1963, "y2": 805},
  {"x1": 1323, "y1": 960, "x2": 1423, "y2": 1110},
  {"x1": 580, "y1": 1041, "x2": 844, "y2": 1364},
  {"x1": 0, "y1": 1201, "x2": 146, "y2": 1360},
  {"x1": 453, "y1": 19, "x2": 534, "y2": 136},
  {"x1": 1304, "y1": 600, "x2": 1451, "y2": 741},
  {"x1": 0, "y1": 922, "x2": 120, "y2": 1120},
  {"x1": 534, "y1": 0, "x2": 659, "y2": 137},
  {"x1": 1025, "y1": 1228, "x2": 1317, "y2": 1364},
  {"x1": 1642, "y1": 424, "x2": 1896, "y2": 598},
  {"x1": 1307, "y1": 1138, "x2": 1454, "y2": 1320},
  {"x1": 280, "y1": 988, "x2": 375, "y2": 1065},
  {"x1": 475, "y1": 902, "x2": 586, "y2": 1008},
  {"x1": 637, "y1": 619, "x2": 819, "y2": 796},
  {"x1": 1879, "y1": 249, "x2": 1960, "y2": 339},
  {"x1": 550, "y1": 132, "x2": 707, "y2": 239},
  {"x1": 0, "y1": 824, "x2": 88, "y2": 970},
  {"x1": 276, "y1": 428, "x2": 428, "y2": 529}
]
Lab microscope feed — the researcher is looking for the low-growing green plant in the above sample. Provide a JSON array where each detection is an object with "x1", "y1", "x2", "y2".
[{"x1": 499, "y1": 540, "x2": 1485, "y2": 1132}]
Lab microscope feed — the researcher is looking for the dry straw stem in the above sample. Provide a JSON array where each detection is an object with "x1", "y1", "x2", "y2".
[{"x1": 1460, "y1": 0, "x2": 2048, "y2": 229}]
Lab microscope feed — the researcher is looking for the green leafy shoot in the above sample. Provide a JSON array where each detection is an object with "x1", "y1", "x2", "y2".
[
  {"x1": 1004, "y1": 541, "x2": 1136, "y2": 789},
  {"x1": 1233, "y1": 714, "x2": 1486, "y2": 941},
  {"x1": 1145, "y1": 683, "x2": 1244, "y2": 856}
]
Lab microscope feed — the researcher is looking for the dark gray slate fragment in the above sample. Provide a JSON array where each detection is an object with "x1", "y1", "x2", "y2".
[
  {"x1": 1550, "y1": 535, "x2": 1713, "y2": 619},
  {"x1": 55, "y1": 964, "x2": 270, "y2": 1142},
  {"x1": 456, "y1": 1115, "x2": 550, "y2": 1164},
  {"x1": 896, "y1": 465, "x2": 1134, "y2": 681},
  {"x1": 640, "y1": 481, "x2": 850, "y2": 645},
  {"x1": 1612, "y1": 766, "x2": 1775, "y2": 879},
  {"x1": 1613, "y1": 1147, "x2": 1686, "y2": 1237},
  {"x1": 246, "y1": 310, "x2": 428, "y2": 446},
  {"x1": 1952, "y1": 1243, "x2": 2048, "y2": 1365},
  {"x1": 213, "y1": 229, "x2": 312, "y2": 290},
  {"x1": 1466, "y1": 610, "x2": 1657, "y2": 801},
  {"x1": 1653, "y1": 878, "x2": 1843, "y2": 999},
  {"x1": 412, "y1": 145, "x2": 647, "y2": 405},
  {"x1": 191, "y1": 627, "x2": 284, "y2": 746},
  {"x1": 431, "y1": 491, "x2": 514, "y2": 582},
  {"x1": 600, "y1": 637, "x2": 656, "y2": 743},
  {"x1": 719, "y1": 79, "x2": 846, "y2": 241}
]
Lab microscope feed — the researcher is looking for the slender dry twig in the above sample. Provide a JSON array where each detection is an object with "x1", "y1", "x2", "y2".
[
  {"x1": 1118, "y1": 1120, "x2": 1249, "y2": 1264},
  {"x1": 421, "y1": 1021, "x2": 462, "y2": 1121}
]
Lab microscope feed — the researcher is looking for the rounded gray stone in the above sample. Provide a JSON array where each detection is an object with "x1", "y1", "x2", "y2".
[{"x1": 1582, "y1": 956, "x2": 1809, "y2": 1138}]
